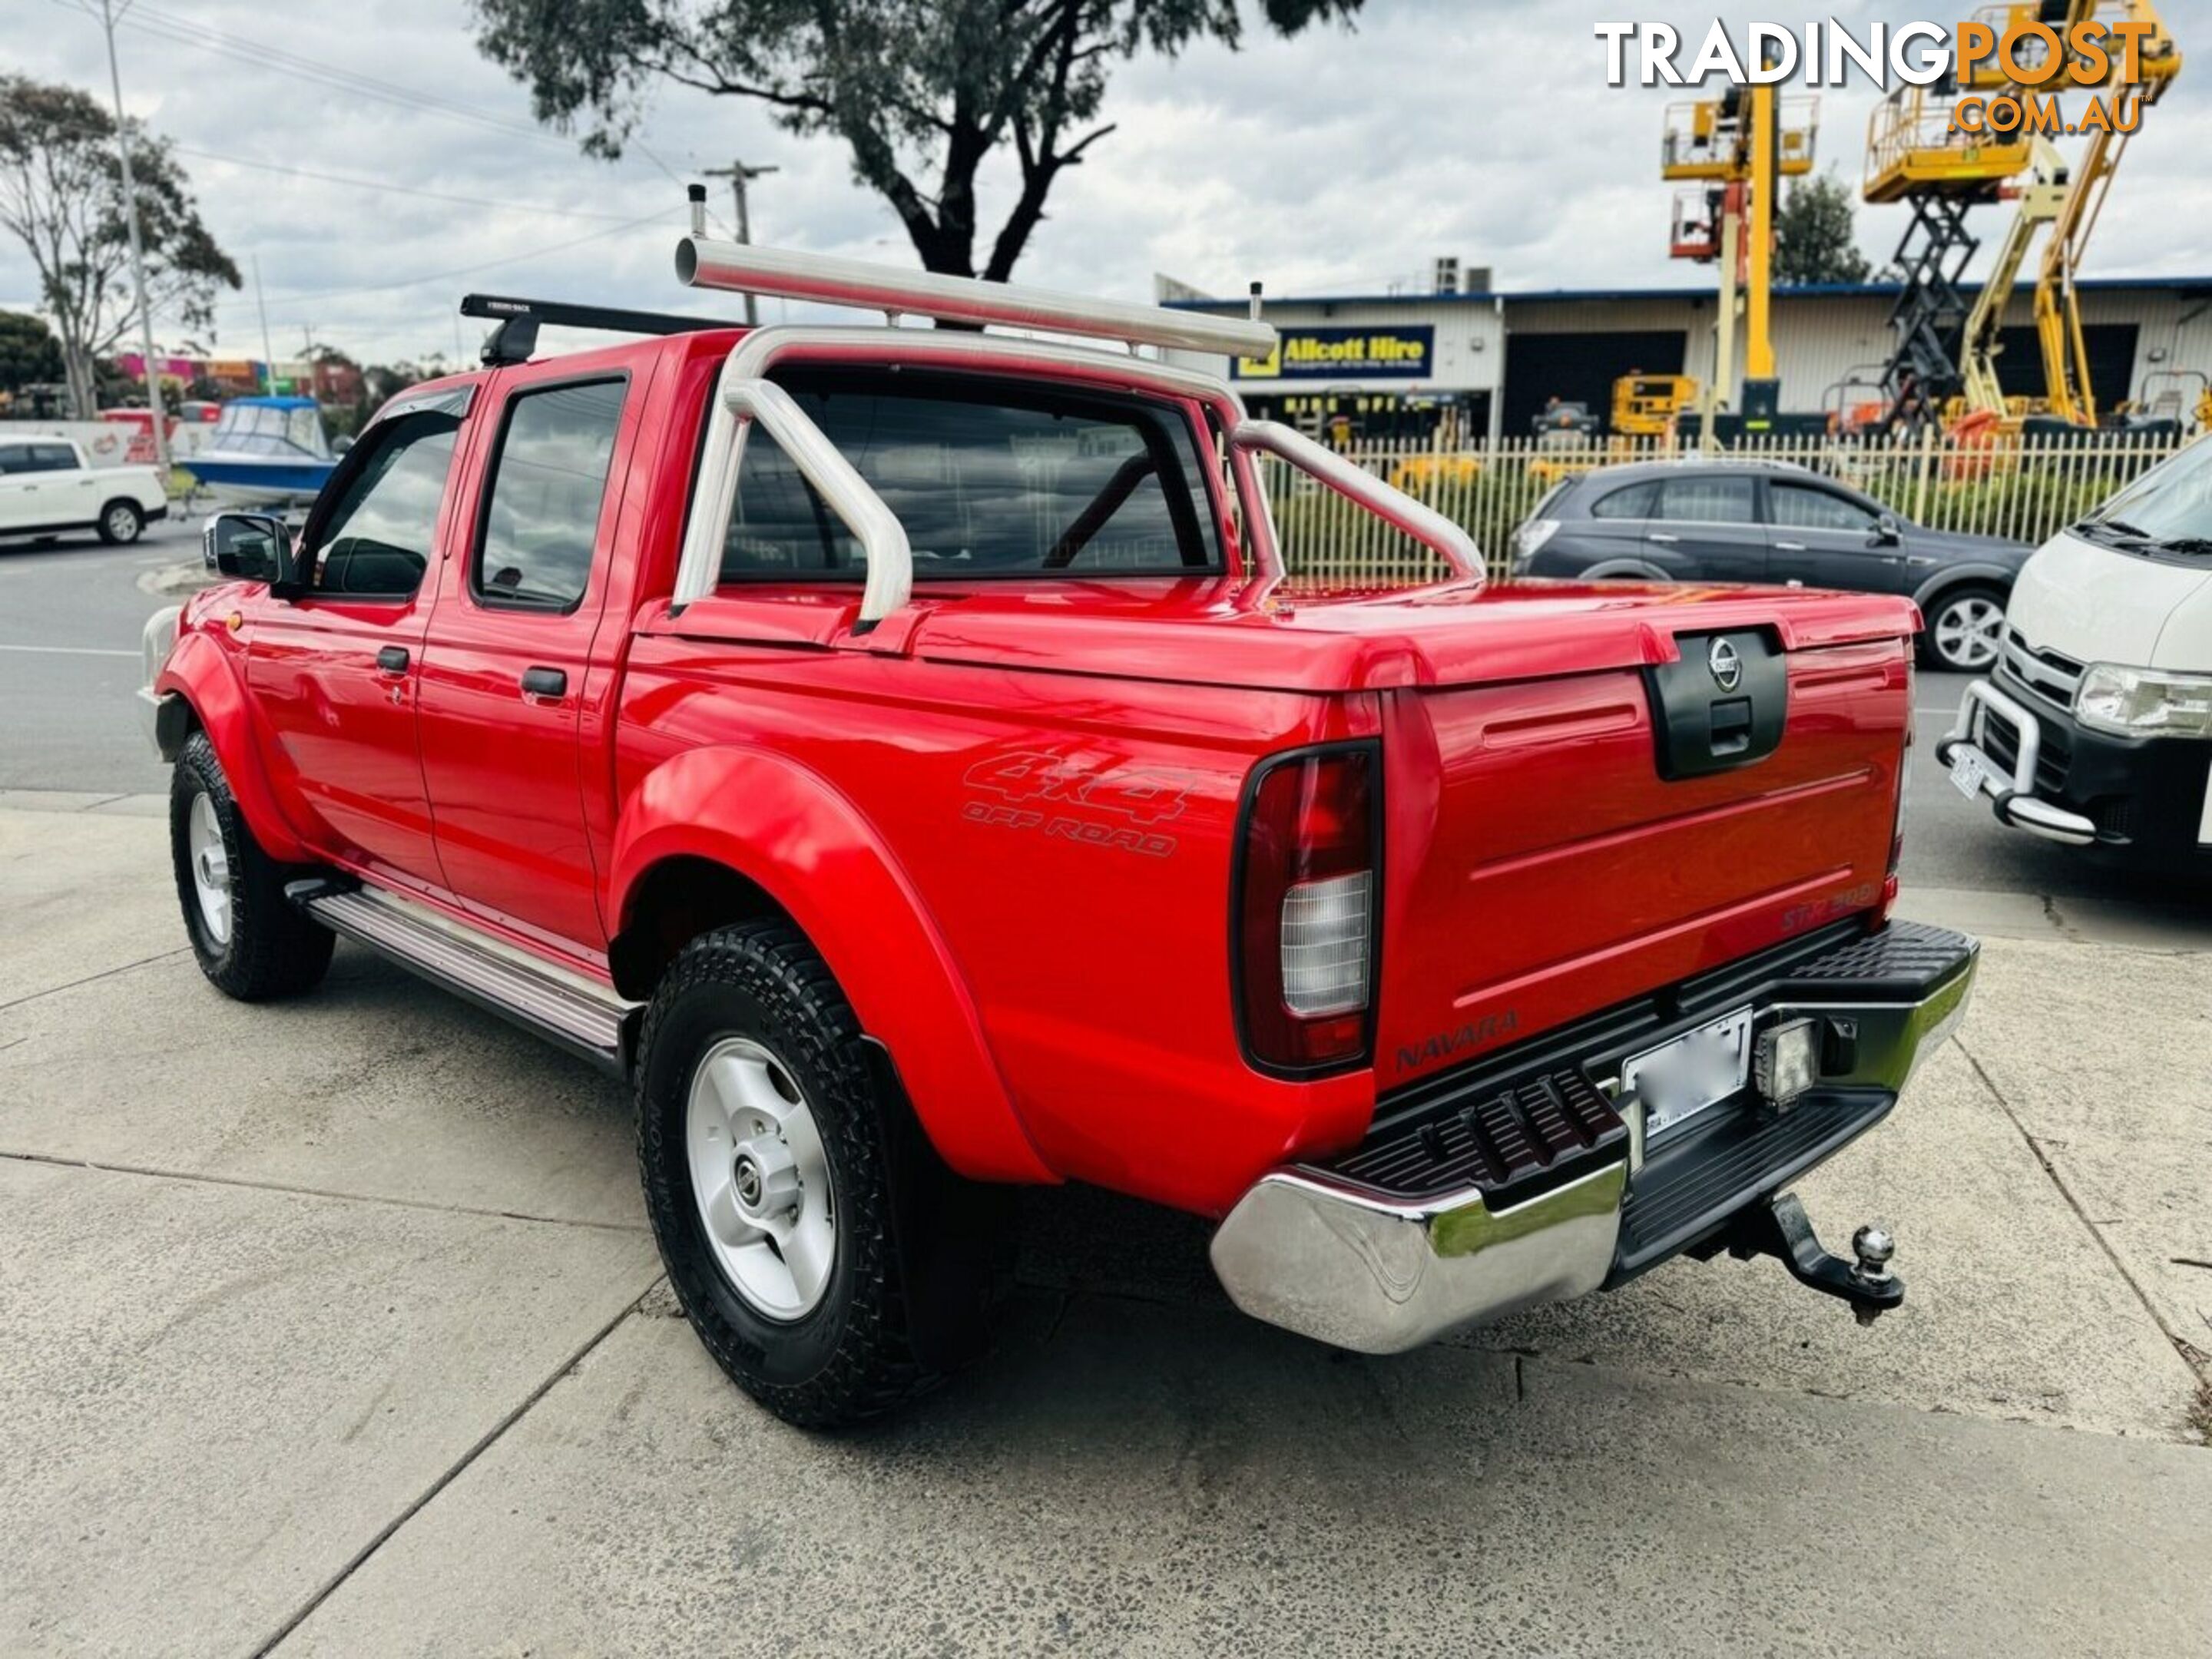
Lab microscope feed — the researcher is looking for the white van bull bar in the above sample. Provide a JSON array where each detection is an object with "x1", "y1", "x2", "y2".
[{"x1": 1936, "y1": 679, "x2": 2098, "y2": 846}]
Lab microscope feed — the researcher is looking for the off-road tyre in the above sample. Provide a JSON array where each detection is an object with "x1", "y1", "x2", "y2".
[
  {"x1": 637, "y1": 921, "x2": 935, "y2": 1429},
  {"x1": 97, "y1": 499, "x2": 144, "y2": 545},
  {"x1": 171, "y1": 730, "x2": 334, "y2": 999}
]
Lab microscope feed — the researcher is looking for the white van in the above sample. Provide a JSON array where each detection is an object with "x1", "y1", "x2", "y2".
[{"x1": 1939, "y1": 435, "x2": 2212, "y2": 864}]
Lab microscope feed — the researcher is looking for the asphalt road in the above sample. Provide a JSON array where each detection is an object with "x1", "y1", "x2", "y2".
[{"x1": 0, "y1": 517, "x2": 2190, "y2": 906}]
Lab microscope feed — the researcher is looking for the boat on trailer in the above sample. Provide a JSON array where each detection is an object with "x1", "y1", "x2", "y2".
[{"x1": 178, "y1": 396, "x2": 339, "y2": 507}]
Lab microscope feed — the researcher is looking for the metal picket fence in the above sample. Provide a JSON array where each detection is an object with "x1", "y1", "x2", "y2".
[{"x1": 1254, "y1": 429, "x2": 2193, "y2": 589}]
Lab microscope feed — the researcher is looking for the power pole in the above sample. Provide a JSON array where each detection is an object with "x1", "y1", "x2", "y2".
[
  {"x1": 91, "y1": 0, "x2": 169, "y2": 472},
  {"x1": 703, "y1": 161, "x2": 780, "y2": 325},
  {"x1": 253, "y1": 255, "x2": 276, "y2": 395}
]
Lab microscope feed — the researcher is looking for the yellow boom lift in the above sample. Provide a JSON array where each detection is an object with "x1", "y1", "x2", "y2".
[
  {"x1": 1866, "y1": 0, "x2": 2179, "y2": 433},
  {"x1": 1661, "y1": 70, "x2": 1819, "y2": 444}
]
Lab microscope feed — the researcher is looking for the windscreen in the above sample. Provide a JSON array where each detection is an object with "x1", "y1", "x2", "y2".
[{"x1": 2091, "y1": 437, "x2": 2212, "y2": 548}]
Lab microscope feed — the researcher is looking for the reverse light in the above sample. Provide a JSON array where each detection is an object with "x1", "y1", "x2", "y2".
[
  {"x1": 1236, "y1": 745, "x2": 1379, "y2": 1074},
  {"x1": 1280, "y1": 871, "x2": 1373, "y2": 1015},
  {"x1": 2073, "y1": 664, "x2": 2212, "y2": 740},
  {"x1": 1754, "y1": 1018, "x2": 1820, "y2": 1108}
]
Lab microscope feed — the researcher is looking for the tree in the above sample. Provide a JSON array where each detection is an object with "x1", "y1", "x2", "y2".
[
  {"x1": 0, "y1": 76, "x2": 240, "y2": 418},
  {"x1": 0, "y1": 308, "x2": 64, "y2": 395},
  {"x1": 473, "y1": 0, "x2": 1360, "y2": 282},
  {"x1": 1773, "y1": 167, "x2": 1873, "y2": 287}
]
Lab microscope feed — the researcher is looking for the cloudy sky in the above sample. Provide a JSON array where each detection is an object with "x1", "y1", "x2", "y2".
[{"x1": 5, "y1": 0, "x2": 2209, "y2": 367}]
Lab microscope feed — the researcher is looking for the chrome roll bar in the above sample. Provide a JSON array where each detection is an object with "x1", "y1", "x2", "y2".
[
  {"x1": 674, "y1": 326, "x2": 1262, "y2": 617},
  {"x1": 723, "y1": 379, "x2": 912, "y2": 628},
  {"x1": 671, "y1": 329, "x2": 1485, "y2": 631},
  {"x1": 1230, "y1": 421, "x2": 1484, "y2": 582}
]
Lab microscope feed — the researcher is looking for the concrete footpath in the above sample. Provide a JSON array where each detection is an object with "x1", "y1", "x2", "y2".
[{"x1": 2, "y1": 793, "x2": 2207, "y2": 1657}]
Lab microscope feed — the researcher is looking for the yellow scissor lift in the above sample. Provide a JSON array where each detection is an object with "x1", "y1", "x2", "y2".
[
  {"x1": 1865, "y1": 0, "x2": 2180, "y2": 433},
  {"x1": 1661, "y1": 85, "x2": 1819, "y2": 445}
]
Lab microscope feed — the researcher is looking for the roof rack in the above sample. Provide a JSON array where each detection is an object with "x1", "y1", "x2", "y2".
[
  {"x1": 459, "y1": 293, "x2": 742, "y2": 366},
  {"x1": 674, "y1": 187, "x2": 1276, "y2": 360}
]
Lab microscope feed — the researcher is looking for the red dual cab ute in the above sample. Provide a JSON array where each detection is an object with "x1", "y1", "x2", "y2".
[{"x1": 140, "y1": 230, "x2": 1976, "y2": 1426}]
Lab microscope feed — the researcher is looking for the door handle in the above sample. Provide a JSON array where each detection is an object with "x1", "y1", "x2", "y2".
[
  {"x1": 1647, "y1": 532, "x2": 1680, "y2": 544},
  {"x1": 376, "y1": 645, "x2": 410, "y2": 673},
  {"x1": 1773, "y1": 540, "x2": 1806, "y2": 551},
  {"x1": 521, "y1": 666, "x2": 568, "y2": 697}
]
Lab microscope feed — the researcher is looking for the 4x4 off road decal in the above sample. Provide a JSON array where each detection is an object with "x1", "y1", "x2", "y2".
[{"x1": 959, "y1": 750, "x2": 1200, "y2": 858}]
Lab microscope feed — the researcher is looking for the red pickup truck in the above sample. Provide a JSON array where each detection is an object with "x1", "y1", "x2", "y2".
[{"x1": 140, "y1": 225, "x2": 1976, "y2": 1426}]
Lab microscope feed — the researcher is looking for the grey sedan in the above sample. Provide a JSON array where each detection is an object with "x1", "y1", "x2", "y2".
[{"x1": 1510, "y1": 460, "x2": 2031, "y2": 671}]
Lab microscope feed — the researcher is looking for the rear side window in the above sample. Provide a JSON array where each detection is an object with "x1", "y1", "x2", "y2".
[
  {"x1": 1656, "y1": 475, "x2": 1755, "y2": 525},
  {"x1": 720, "y1": 371, "x2": 1219, "y2": 584},
  {"x1": 28, "y1": 443, "x2": 78, "y2": 472},
  {"x1": 1770, "y1": 482, "x2": 1879, "y2": 532},
  {"x1": 310, "y1": 410, "x2": 462, "y2": 599},
  {"x1": 1590, "y1": 480, "x2": 1657, "y2": 519},
  {"x1": 475, "y1": 378, "x2": 627, "y2": 611}
]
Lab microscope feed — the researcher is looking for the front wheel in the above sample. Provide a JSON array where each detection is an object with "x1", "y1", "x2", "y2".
[
  {"x1": 636, "y1": 922, "x2": 937, "y2": 1429},
  {"x1": 171, "y1": 731, "x2": 333, "y2": 999},
  {"x1": 97, "y1": 499, "x2": 144, "y2": 545},
  {"x1": 1919, "y1": 584, "x2": 2007, "y2": 673}
]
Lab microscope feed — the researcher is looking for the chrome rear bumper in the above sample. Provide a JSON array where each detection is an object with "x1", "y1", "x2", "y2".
[
  {"x1": 1210, "y1": 925, "x2": 1977, "y2": 1354},
  {"x1": 1210, "y1": 1160, "x2": 1625, "y2": 1355}
]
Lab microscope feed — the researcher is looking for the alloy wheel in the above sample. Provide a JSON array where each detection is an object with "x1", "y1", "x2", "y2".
[
  {"x1": 685, "y1": 1036, "x2": 836, "y2": 1320},
  {"x1": 187, "y1": 791, "x2": 232, "y2": 945},
  {"x1": 1932, "y1": 594, "x2": 2004, "y2": 672}
]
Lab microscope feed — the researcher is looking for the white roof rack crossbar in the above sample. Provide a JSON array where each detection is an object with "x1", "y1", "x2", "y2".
[{"x1": 675, "y1": 234, "x2": 1277, "y2": 362}]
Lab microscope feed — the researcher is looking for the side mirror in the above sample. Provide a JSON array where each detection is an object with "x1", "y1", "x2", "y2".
[
  {"x1": 204, "y1": 512, "x2": 304, "y2": 591},
  {"x1": 1871, "y1": 514, "x2": 1902, "y2": 546}
]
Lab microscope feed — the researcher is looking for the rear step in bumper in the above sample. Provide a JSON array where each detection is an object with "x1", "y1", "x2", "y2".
[{"x1": 1210, "y1": 921, "x2": 1977, "y2": 1354}]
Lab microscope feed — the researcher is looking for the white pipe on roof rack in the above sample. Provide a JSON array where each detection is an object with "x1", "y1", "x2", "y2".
[{"x1": 675, "y1": 235, "x2": 1278, "y2": 361}]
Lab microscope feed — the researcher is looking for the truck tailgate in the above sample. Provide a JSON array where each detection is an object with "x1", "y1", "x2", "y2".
[{"x1": 1375, "y1": 631, "x2": 1909, "y2": 1089}]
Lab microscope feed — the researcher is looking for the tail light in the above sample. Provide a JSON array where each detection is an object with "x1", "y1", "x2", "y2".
[
  {"x1": 1234, "y1": 743, "x2": 1379, "y2": 1075},
  {"x1": 1881, "y1": 658, "x2": 1913, "y2": 919}
]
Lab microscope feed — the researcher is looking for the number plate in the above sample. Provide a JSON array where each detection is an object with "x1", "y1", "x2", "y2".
[
  {"x1": 1623, "y1": 1007, "x2": 1755, "y2": 1139},
  {"x1": 1949, "y1": 745, "x2": 1998, "y2": 800}
]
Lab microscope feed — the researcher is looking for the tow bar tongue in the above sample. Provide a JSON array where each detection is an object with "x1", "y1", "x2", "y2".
[{"x1": 1722, "y1": 1192, "x2": 1904, "y2": 1326}]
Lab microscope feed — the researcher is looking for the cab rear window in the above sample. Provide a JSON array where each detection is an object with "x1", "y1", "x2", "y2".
[{"x1": 720, "y1": 370, "x2": 1220, "y2": 584}]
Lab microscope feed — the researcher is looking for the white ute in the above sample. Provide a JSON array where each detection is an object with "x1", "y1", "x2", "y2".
[{"x1": 0, "y1": 434, "x2": 168, "y2": 545}]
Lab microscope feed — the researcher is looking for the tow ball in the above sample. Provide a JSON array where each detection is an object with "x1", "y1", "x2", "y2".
[{"x1": 1714, "y1": 1191, "x2": 1905, "y2": 1326}]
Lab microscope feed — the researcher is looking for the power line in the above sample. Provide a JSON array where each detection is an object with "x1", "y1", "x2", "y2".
[
  {"x1": 167, "y1": 145, "x2": 646, "y2": 224},
  {"x1": 634, "y1": 138, "x2": 735, "y2": 239},
  {"x1": 200, "y1": 210, "x2": 679, "y2": 316},
  {"x1": 95, "y1": 2, "x2": 579, "y2": 151}
]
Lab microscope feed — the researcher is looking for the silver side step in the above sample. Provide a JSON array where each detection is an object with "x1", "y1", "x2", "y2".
[{"x1": 290, "y1": 880, "x2": 636, "y2": 1074}]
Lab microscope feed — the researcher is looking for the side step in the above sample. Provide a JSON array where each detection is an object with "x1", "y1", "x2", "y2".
[{"x1": 289, "y1": 879, "x2": 636, "y2": 1076}]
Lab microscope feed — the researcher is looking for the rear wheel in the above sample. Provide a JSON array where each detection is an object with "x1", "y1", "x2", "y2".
[
  {"x1": 636, "y1": 921, "x2": 940, "y2": 1429},
  {"x1": 1919, "y1": 584, "x2": 2005, "y2": 673},
  {"x1": 171, "y1": 731, "x2": 333, "y2": 999},
  {"x1": 97, "y1": 499, "x2": 144, "y2": 545}
]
